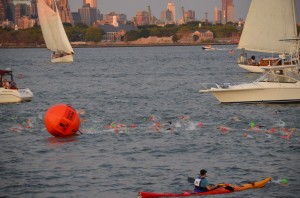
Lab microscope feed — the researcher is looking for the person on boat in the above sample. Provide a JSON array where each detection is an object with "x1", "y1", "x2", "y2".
[
  {"x1": 2, "y1": 79, "x2": 10, "y2": 89},
  {"x1": 248, "y1": 55, "x2": 257, "y2": 65},
  {"x1": 10, "y1": 80, "x2": 17, "y2": 89},
  {"x1": 194, "y1": 169, "x2": 218, "y2": 192}
]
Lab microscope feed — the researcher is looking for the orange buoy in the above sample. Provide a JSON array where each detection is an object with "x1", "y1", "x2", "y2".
[{"x1": 44, "y1": 104, "x2": 80, "y2": 137}]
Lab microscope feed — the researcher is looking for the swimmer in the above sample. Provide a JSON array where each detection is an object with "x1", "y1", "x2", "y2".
[
  {"x1": 217, "y1": 125, "x2": 231, "y2": 133},
  {"x1": 150, "y1": 122, "x2": 162, "y2": 132},
  {"x1": 10, "y1": 124, "x2": 24, "y2": 132},
  {"x1": 282, "y1": 128, "x2": 296, "y2": 139},
  {"x1": 179, "y1": 115, "x2": 190, "y2": 121}
]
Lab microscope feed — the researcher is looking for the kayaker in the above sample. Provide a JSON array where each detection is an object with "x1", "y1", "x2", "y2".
[{"x1": 194, "y1": 169, "x2": 218, "y2": 192}]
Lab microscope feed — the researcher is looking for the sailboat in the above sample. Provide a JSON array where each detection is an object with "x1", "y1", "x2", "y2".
[
  {"x1": 237, "y1": 0, "x2": 299, "y2": 73},
  {"x1": 37, "y1": 0, "x2": 74, "y2": 63},
  {"x1": 199, "y1": 0, "x2": 300, "y2": 103}
]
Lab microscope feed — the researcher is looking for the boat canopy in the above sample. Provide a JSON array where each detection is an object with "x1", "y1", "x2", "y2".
[{"x1": 0, "y1": 69, "x2": 13, "y2": 76}]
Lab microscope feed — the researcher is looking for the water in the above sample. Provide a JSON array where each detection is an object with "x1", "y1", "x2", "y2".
[{"x1": 0, "y1": 46, "x2": 299, "y2": 198}]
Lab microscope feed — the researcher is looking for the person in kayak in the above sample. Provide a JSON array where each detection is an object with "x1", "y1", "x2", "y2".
[{"x1": 194, "y1": 169, "x2": 218, "y2": 192}]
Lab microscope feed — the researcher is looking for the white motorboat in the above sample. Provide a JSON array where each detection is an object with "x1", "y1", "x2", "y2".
[
  {"x1": 37, "y1": 0, "x2": 74, "y2": 63},
  {"x1": 237, "y1": 0, "x2": 299, "y2": 73},
  {"x1": 202, "y1": 45, "x2": 216, "y2": 50},
  {"x1": 0, "y1": 68, "x2": 33, "y2": 103},
  {"x1": 199, "y1": 65, "x2": 300, "y2": 103}
]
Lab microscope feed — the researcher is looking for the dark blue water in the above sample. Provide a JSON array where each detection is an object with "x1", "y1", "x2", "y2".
[{"x1": 0, "y1": 46, "x2": 299, "y2": 198}]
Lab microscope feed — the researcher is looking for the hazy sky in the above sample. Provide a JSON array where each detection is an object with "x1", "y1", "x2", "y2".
[
  {"x1": 69, "y1": 0, "x2": 252, "y2": 21},
  {"x1": 69, "y1": 0, "x2": 300, "y2": 22}
]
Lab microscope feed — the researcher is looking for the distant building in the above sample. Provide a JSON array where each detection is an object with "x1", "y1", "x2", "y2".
[
  {"x1": 214, "y1": 7, "x2": 222, "y2": 24},
  {"x1": 17, "y1": 15, "x2": 35, "y2": 29},
  {"x1": 104, "y1": 12, "x2": 127, "y2": 25},
  {"x1": 160, "y1": 9, "x2": 172, "y2": 23},
  {"x1": 222, "y1": 0, "x2": 235, "y2": 24},
  {"x1": 96, "y1": 17, "x2": 138, "y2": 41},
  {"x1": 0, "y1": 0, "x2": 8, "y2": 21},
  {"x1": 6, "y1": 1, "x2": 34, "y2": 24},
  {"x1": 134, "y1": 11, "x2": 149, "y2": 26},
  {"x1": 57, "y1": 0, "x2": 73, "y2": 24},
  {"x1": 84, "y1": 0, "x2": 97, "y2": 8},
  {"x1": 11, "y1": 0, "x2": 31, "y2": 6},
  {"x1": 193, "y1": 30, "x2": 214, "y2": 41},
  {"x1": 78, "y1": 4, "x2": 97, "y2": 26},
  {"x1": 1, "y1": 19, "x2": 14, "y2": 29},
  {"x1": 166, "y1": 2, "x2": 176, "y2": 23},
  {"x1": 44, "y1": 0, "x2": 73, "y2": 24},
  {"x1": 71, "y1": 12, "x2": 81, "y2": 24},
  {"x1": 185, "y1": 10, "x2": 195, "y2": 22}
]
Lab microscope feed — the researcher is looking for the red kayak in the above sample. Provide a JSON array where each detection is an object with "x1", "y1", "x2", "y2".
[{"x1": 138, "y1": 177, "x2": 271, "y2": 198}]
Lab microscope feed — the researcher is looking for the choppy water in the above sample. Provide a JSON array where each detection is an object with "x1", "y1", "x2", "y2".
[{"x1": 0, "y1": 46, "x2": 299, "y2": 198}]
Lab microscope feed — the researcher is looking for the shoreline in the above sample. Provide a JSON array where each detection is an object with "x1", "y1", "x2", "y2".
[{"x1": 0, "y1": 42, "x2": 238, "y2": 49}]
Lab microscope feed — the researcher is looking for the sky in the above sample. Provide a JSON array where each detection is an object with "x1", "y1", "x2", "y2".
[
  {"x1": 69, "y1": 0, "x2": 300, "y2": 22},
  {"x1": 69, "y1": 0, "x2": 252, "y2": 21}
]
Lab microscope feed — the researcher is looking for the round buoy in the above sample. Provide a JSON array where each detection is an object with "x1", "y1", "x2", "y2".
[{"x1": 44, "y1": 104, "x2": 80, "y2": 137}]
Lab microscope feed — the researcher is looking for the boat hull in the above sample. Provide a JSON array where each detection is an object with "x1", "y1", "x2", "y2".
[
  {"x1": 51, "y1": 54, "x2": 73, "y2": 63},
  {"x1": 0, "y1": 88, "x2": 33, "y2": 103},
  {"x1": 202, "y1": 82, "x2": 300, "y2": 103},
  {"x1": 138, "y1": 177, "x2": 271, "y2": 198},
  {"x1": 202, "y1": 47, "x2": 215, "y2": 50},
  {"x1": 238, "y1": 64, "x2": 264, "y2": 73}
]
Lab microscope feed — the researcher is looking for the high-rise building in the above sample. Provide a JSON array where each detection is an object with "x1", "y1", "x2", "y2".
[
  {"x1": 135, "y1": 11, "x2": 149, "y2": 26},
  {"x1": 166, "y1": 2, "x2": 176, "y2": 23},
  {"x1": 44, "y1": 0, "x2": 73, "y2": 24},
  {"x1": 221, "y1": 0, "x2": 234, "y2": 24},
  {"x1": 185, "y1": 10, "x2": 195, "y2": 22},
  {"x1": 78, "y1": 3, "x2": 97, "y2": 26},
  {"x1": 10, "y1": 1, "x2": 32, "y2": 23},
  {"x1": 17, "y1": 15, "x2": 35, "y2": 29},
  {"x1": 11, "y1": 0, "x2": 31, "y2": 6},
  {"x1": 160, "y1": 9, "x2": 172, "y2": 23},
  {"x1": 214, "y1": 7, "x2": 222, "y2": 24},
  {"x1": 0, "y1": 0, "x2": 7, "y2": 21},
  {"x1": 104, "y1": 12, "x2": 127, "y2": 25},
  {"x1": 84, "y1": 0, "x2": 97, "y2": 8}
]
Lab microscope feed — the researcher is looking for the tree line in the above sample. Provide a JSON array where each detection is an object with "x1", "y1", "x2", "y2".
[{"x1": 1, "y1": 21, "x2": 299, "y2": 45}]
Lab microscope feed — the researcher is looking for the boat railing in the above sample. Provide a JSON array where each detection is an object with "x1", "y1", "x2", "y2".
[{"x1": 200, "y1": 82, "x2": 248, "y2": 90}]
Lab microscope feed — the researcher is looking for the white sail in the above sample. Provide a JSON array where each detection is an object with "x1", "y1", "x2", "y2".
[
  {"x1": 37, "y1": 0, "x2": 74, "y2": 54},
  {"x1": 237, "y1": 0, "x2": 297, "y2": 53}
]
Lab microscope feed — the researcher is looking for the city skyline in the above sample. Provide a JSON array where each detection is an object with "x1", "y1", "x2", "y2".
[{"x1": 69, "y1": 0, "x2": 252, "y2": 22}]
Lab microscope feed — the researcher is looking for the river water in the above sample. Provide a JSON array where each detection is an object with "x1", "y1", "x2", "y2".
[{"x1": 0, "y1": 46, "x2": 299, "y2": 198}]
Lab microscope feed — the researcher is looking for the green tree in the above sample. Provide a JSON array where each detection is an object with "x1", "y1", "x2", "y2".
[
  {"x1": 85, "y1": 27, "x2": 103, "y2": 42},
  {"x1": 172, "y1": 34, "x2": 179, "y2": 43},
  {"x1": 126, "y1": 30, "x2": 141, "y2": 41},
  {"x1": 193, "y1": 35, "x2": 199, "y2": 42},
  {"x1": 74, "y1": 23, "x2": 89, "y2": 29},
  {"x1": 140, "y1": 28, "x2": 150, "y2": 38}
]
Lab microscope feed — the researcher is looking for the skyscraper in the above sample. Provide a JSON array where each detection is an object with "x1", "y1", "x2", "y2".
[
  {"x1": 0, "y1": 0, "x2": 7, "y2": 21},
  {"x1": 166, "y1": 1, "x2": 176, "y2": 23},
  {"x1": 84, "y1": 0, "x2": 97, "y2": 8},
  {"x1": 79, "y1": 3, "x2": 97, "y2": 26},
  {"x1": 44, "y1": 0, "x2": 73, "y2": 24},
  {"x1": 135, "y1": 11, "x2": 149, "y2": 26},
  {"x1": 214, "y1": 7, "x2": 222, "y2": 24},
  {"x1": 221, "y1": 0, "x2": 234, "y2": 24},
  {"x1": 160, "y1": 9, "x2": 172, "y2": 23}
]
